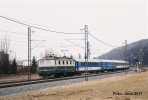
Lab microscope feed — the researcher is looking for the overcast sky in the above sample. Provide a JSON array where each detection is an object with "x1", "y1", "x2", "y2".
[{"x1": 0, "y1": 0, "x2": 147, "y2": 60}]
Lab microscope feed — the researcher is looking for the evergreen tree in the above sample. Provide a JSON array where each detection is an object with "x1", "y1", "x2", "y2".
[
  {"x1": 11, "y1": 58, "x2": 17, "y2": 74},
  {"x1": 31, "y1": 56, "x2": 37, "y2": 73},
  {"x1": 0, "y1": 51, "x2": 10, "y2": 74}
]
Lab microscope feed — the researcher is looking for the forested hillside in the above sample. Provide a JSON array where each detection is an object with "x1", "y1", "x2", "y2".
[{"x1": 98, "y1": 39, "x2": 148, "y2": 66}]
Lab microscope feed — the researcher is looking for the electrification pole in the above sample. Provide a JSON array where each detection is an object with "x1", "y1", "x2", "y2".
[
  {"x1": 28, "y1": 27, "x2": 31, "y2": 80},
  {"x1": 84, "y1": 25, "x2": 88, "y2": 81},
  {"x1": 88, "y1": 42, "x2": 91, "y2": 59},
  {"x1": 27, "y1": 27, "x2": 45, "y2": 80},
  {"x1": 124, "y1": 40, "x2": 127, "y2": 61},
  {"x1": 138, "y1": 49, "x2": 144, "y2": 68}
]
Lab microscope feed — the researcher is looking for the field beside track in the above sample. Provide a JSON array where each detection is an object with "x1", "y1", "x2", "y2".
[
  {"x1": 0, "y1": 71, "x2": 148, "y2": 100},
  {"x1": 0, "y1": 74, "x2": 40, "y2": 83}
]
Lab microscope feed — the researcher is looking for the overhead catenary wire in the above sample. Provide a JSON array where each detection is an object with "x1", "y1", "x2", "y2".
[
  {"x1": 66, "y1": 38, "x2": 84, "y2": 40},
  {"x1": 9, "y1": 43, "x2": 27, "y2": 47},
  {"x1": 0, "y1": 38, "x2": 26, "y2": 43},
  {"x1": 65, "y1": 39, "x2": 84, "y2": 49},
  {"x1": 31, "y1": 40, "x2": 46, "y2": 50},
  {"x1": 60, "y1": 45, "x2": 77, "y2": 47},
  {"x1": 89, "y1": 33, "x2": 118, "y2": 48},
  {"x1": 4, "y1": 16, "x2": 61, "y2": 31},
  {"x1": 0, "y1": 16, "x2": 119, "y2": 51},
  {"x1": 0, "y1": 16, "x2": 82, "y2": 34},
  {"x1": 0, "y1": 29, "x2": 65, "y2": 41},
  {"x1": 0, "y1": 30, "x2": 26, "y2": 35},
  {"x1": 0, "y1": 29, "x2": 84, "y2": 50},
  {"x1": 0, "y1": 38, "x2": 45, "y2": 47}
]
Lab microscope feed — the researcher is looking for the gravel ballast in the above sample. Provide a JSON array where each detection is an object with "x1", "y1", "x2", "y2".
[{"x1": 0, "y1": 71, "x2": 135, "y2": 96}]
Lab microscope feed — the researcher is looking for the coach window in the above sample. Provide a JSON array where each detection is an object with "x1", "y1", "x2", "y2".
[
  {"x1": 103, "y1": 62, "x2": 106, "y2": 66},
  {"x1": 55, "y1": 60, "x2": 56, "y2": 65},
  {"x1": 81, "y1": 63, "x2": 83, "y2": 66},
  {"x1": 66, "y1": 61, "x2": 68, "y2": 65},
  {"x1": 71, "y1": 61, "x2": 73, "y2": 65},
  {"x1": 95, "y1": 62, "x2": 97, "y2": 66},
  {"x1": 70, "y1": 61, "x2": 72, "y2": 64},
  {"x1": 59, "y1": 61, "x2": 61, "y2": 65},
  {"x1": 98, "y1": 63, "x2": 100, "y2": 66},
  {"x1": 80, "y1": 62, "x2": 82, "y2": 66},
  {"x1": 111, "y1": 63, "x2": 114, "y2": 66},
  {"x1": 63, "y1": 61, "x2": 65, "y2": 65}
]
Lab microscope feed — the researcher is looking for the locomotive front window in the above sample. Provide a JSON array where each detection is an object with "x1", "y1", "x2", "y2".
[
  {"x1": 46, "y1": 60, "x2": 50, "y2": 64},
  {"x1": 39, "y1": 60, "x2": 44, "y2": 65}
]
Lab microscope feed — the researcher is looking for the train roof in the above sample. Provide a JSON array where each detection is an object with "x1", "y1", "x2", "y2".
[
  {"x1": 75, "y1": 58, "x2": 129, "y2": 63},
  {"x1": 39, "y1": 56, "x2": 75, "y2": 61},
  {"x1": 75, "y1": 58, "x2": 100, "y2": 62},
  {"x1": 39, "y1": 56, "x2": 128, "y2": 63}
]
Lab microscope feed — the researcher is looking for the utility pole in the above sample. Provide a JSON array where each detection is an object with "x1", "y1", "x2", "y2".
[
  {"x1": 28, "y1": 27, "x2": 31, "y2": 80},
  {"x1": 122, "y1": 40, "x2": 127, "y2": 69},
  {"x1": 138, "y1": 49, "x2": 144, "y2": 69},
  {"x1": 84, "y1": 25, "x2": 88, "y2": 81},
  {"x1": 124, "y1": 40, "x2": 127, "y2": 61}
]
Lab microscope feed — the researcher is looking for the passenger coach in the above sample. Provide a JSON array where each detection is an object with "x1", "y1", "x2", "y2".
[
  {"x1": 75, "y1": 59, "x2": 101, "y2": 74},
  {"x1": 75, "y1": 59, "x2": 129, "y2": 73}
]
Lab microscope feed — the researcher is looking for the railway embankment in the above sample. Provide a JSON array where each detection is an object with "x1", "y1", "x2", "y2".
[{"x1": 0, "y1": 71, "x2": 148, "y2": 100}]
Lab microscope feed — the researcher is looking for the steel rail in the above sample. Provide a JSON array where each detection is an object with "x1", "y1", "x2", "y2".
[{"x1": 0, "y1": 70, "x2": 131, "y2": 88}]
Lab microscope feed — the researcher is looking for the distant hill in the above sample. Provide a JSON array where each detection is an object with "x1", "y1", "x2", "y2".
[{"x1": 98, "y1": 39, "x2": 148, "y2": 66}]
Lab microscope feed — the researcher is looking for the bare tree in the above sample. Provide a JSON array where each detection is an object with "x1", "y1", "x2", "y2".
[
  {"x1": 0, "y1": 35, "x2": 10, "y2": 53},
  {"x1": 0, "y1": 35, "x2": 10, "y2": 74}
]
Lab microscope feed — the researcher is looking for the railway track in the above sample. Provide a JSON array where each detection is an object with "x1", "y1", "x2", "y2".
[{"x1": 0, "y1": 70, "x2": 131, "y2": 88}]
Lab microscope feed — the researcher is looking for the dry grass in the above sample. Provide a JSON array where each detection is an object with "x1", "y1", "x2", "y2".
[
  {"x1": 0, "y1": 71, "x2": 148, "y2": 100},
  {"x1": 0, "y1": 74, "x2": 40, "y2": 83}
]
